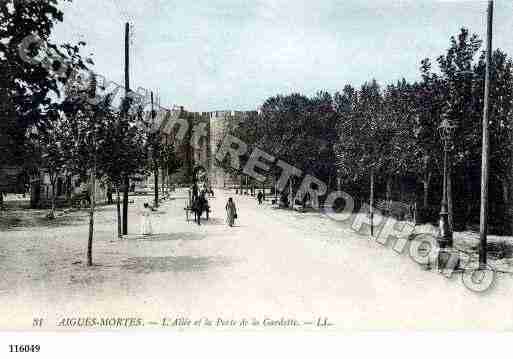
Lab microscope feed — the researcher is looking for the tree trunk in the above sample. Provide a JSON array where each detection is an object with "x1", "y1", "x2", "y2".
[
  {"x1": 502, "y1": 179, "x2": 510, "y2": 205},
  {"x1": 161, "y1": 170, "x2": 166, "y2": 196},
  {"x1": 289, "y1": 178, "x2": 294, "y2": 208},
  {"x1": 273, "y1": 175, "x2": 277, "y2": 199},
  {"x1": 386, "y1": 176, "x2": 393, "y2": 203},
  {"x1": 154, "y1": 165, "x2": 159, "y2": 208},
  {"x1": 66, "y1": 175, "x2": 72, "y2": 203},
  {"x1": 502, "y1": 179, "x2": 511, "y2": 234},
  {"x1": 116, "y1": 185, "x2": 122, "y2": 238},
  {"x1": 240, "y1": 175, "x2": 243, "y2": 194},
  {"x1": 423, "y1": 172, "x2": 431, "y2": 208},
  {"x1": 399, "y1": 178, "x2": 405, "y2": 202},
  {"x1": 463, "y1": 171, "x2": 473, "y2": 227},
  {"x1": 370, "y1": 169, "x2": 375, "y2": 236},
  {"x1": 447, "y1": 170, "x2": 453, "y2": 231},
  {"x1": 87, "y1": 165, "x2": 96, "y2": 267},
  {"x1": 0, "y1": 191, "x2": 4, "y2": 211},
  {"x1": 49, "y1": 178, "x2": 56, "y2": 219},
  {"x1": 122, "y1": 175, "x2": 129, "y2": 235},
  {"x1": 32, "y1": 181, "x2": 41, "y2": 209}
]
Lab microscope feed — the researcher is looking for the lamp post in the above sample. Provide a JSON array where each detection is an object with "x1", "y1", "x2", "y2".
[{"x1": 438, "y1": 114, "x2": 456, "y2": 249}]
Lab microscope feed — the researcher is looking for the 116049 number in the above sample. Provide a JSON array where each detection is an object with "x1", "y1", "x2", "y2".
[{"x1": 9, "y1": 345, "x2": 40, "y2": 353}]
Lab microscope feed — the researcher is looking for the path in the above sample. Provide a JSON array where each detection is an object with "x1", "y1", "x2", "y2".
[{"x1": 0, "y1": 189, "x2": 512, "y2": 330}]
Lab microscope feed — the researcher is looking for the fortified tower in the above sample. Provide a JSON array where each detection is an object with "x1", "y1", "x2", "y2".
[{"x1": 208, "y1": 110, "x2": 257, "y2": 188}]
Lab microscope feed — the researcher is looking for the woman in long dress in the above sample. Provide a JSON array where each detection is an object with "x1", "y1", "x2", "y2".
[
  {"x1": 225, "y1": 197, "x2": 237, "y2": 227},
  {"x1": 141, "y1": 202, "x2": 153, "y2": 235}
]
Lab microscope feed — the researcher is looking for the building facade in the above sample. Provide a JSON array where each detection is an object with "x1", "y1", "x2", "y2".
[{"x1": 159, "y1": 107, "x2": 258, "y2": 188}]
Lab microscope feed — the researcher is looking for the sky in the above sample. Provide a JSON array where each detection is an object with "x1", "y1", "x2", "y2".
[{"x1": 51, "y1": 0, "x2": 513, "y2": 112}]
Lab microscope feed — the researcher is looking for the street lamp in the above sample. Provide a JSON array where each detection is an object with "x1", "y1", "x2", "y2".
[{"x1": 438, "y1": 114, "x2": 457, "y2": 249}]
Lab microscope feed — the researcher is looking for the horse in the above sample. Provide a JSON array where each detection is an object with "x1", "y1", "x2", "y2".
[{"x1": 192, "y1": 194, "x2": 209, "y2": 225}]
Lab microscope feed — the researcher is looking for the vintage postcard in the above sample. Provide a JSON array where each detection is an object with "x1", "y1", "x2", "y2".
[{"x1": 1, "y1": 0, "x2": 513, "y2": 341}]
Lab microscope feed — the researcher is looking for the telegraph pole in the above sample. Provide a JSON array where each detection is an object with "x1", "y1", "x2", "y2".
[
  {"x1": 122, "y1": 22, "x2": 130, "y2": 235},
  {"x1": 479, "y1": 0, "x2": 493, "y2": 268}
]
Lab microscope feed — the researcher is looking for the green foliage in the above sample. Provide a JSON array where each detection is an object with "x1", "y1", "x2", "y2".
[
  {"x1": 58, "y1": 82, "x2": 149, "y2": 188},
  {"x1": 161, "y1": 142, "x2": 182, "y2": 177},
  {"x1": 224, "y1": 93, "x2": 339, "y2": 187},
  {"x1": 217, "y1": 27, "x2": 513, "y2": 232},
  {"x1": 0, "y1": 0, "x2": 92, "y2": 167}
]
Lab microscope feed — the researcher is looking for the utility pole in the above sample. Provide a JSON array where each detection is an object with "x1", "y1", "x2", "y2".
[
  {"x1": 122, "y1": 22, "x2": 130, "y2": 235},
  {"x1": 479, "y1": 0, "x2": 493, "y2": 268}
]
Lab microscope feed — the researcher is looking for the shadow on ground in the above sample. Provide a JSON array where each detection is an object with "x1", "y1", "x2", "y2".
[
  {"x1": 0, "y1": 210, "x2": 87, "y2": 231},
  {"x1": 121, "y1": 255, "x2": 233, "y2": 273},
  {"x1": 127, "y1": 232, "x2": 206, "y2": 241},
  {"x1": 194, "y1": 217, "x2": 225, "y2": 226}
]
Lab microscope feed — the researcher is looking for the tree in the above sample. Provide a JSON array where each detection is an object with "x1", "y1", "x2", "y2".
[
  {"x1": 344, "y1": 81, "x2": 387, "y2": 194},
  {"x1": 334, "y1": 85, "x2": 359, "y2": 185},
  {"x1": 147, "y1": 104, "x2": 161, "y2": 207},
  {"x1": 1, "y1": 0, "x2": 93, "y2": 216},
  {"x1": 474, "y1": 49, "x2": 513, "y2": 233},
  {"x1": 410, "y1": 59, "x2": 445, "y2": 208},
  {"x1": 160, "y1": 141, "x2": 182, "y2": 190},
  {"x1": 60, "y1": 75, "x2": 114, "y2": 266},
  {"x1": 0, "y1": 0, "x2": 92, "y2": 168},
  {"x1": 331, "y1": 27, "x2": 513, "y2": 234},
  {"x1": 97, "y1": 101, "x2": 148, "y2": 238},
  {"x1": 248, "y1": 93, "x2": 339, "y2": 198},
  {"x1": 37, "y1": 109, "x2": 72, "y2": 218},
  {"x1": 436, "y1": 28, "x2": 482, "y2": 229}
]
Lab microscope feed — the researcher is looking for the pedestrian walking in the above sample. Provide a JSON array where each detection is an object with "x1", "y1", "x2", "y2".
[
  {"x1": 225, "y1": 197, "x2": 237, "y2": 227},
  {"x1": 257, "y1": 191, "x2": 264, "y2": 205},
  {"x1": 193, "y1": 190, "x2": 208, "y2": 226},
  {"x1": 141, "y1": 202, "x2": 153, "y2": 236},
  {"x1": 106, "y1": 184, "x2": 113, "y2": 204},
  {"x1": 279, "y1": 191, "x2": 289, "y2": 208},
  {"x1": 192, "y1": 196, "x2": 201, "y2": 225}
]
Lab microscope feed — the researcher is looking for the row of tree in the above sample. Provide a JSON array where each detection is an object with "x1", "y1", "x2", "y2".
[
  {"x1": 1, "y1": 0, "x2": 182, "y2": 265},
  {"x1": 224, "y1": 28, "x2": 513, "y2": 234}
]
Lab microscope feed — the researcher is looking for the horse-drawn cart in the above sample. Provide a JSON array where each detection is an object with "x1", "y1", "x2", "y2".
[
  {"x1": 184, "y1": 202, "x2": 210, "y2": 222},
  {"x1": 184, "y1": 193, "x2": 210, "y2": 222},
  {"x1": 71, "y1": 192, "x2": 91, "y2": 209}
]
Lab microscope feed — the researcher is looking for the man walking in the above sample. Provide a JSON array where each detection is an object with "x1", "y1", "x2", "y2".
[
  {"x1": 257, "y1": 191, "x2": 264, "y2": 205},
  {"x1": 106, "y1": 184, "x2": 113, "y2": 205}
]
